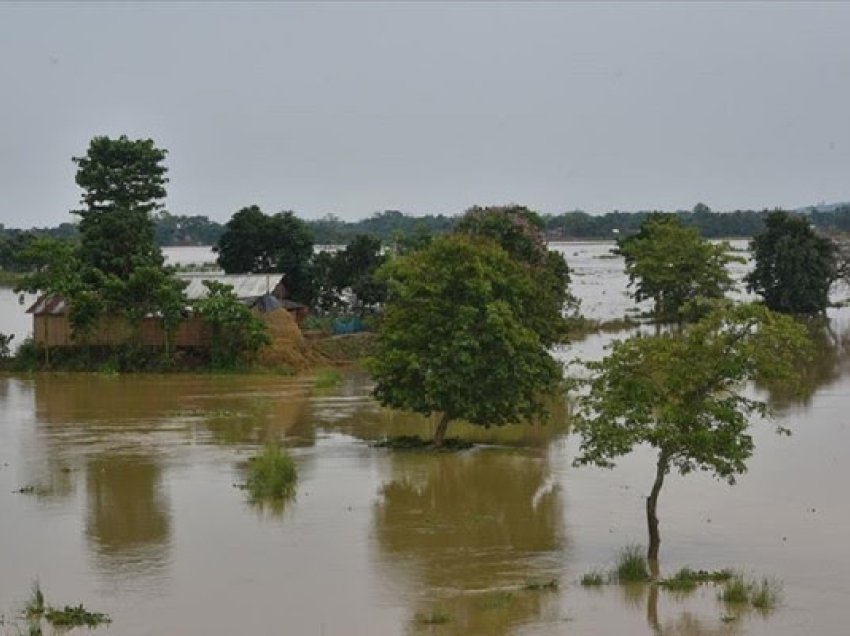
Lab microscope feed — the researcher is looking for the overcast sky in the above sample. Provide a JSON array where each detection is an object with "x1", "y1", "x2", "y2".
[{"x1": 1, "y1": 2, "x2": 849, "y2": 227}]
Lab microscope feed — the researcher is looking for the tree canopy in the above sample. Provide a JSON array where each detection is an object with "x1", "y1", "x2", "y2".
[
  {"x1": 214, "y1": 206, "x2": 314, "y2": 303},
  {"x1": 746, "y1": 210, "x2": 838, "y2": 314},
  {"x1": 573, "y1": 302, "x2": 811, "y2": 564},
  {"x1": 617, "y1": 213, "x2": 738, "y2": 322},
  {"x1": 455, "y1": 205, "x2": 575, "y2": 345},
  {"x1": 370, "y1": 234, "x2": 564, "y2": 446}
]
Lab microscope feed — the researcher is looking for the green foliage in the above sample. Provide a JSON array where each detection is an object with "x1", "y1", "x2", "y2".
[
  {"x1": 370, "y1": 234, "x2": 563, "y2": 442},
  {"x1": 658, "y1": 568, "x2": 733, "y2": 591},
  {"x1": 746, "y1": 210, "x2": 838, "y2": 314},
  {"x1": 0, "y1": 333, "x2": 12, "y2": 360},
  {"x1": 314, "y1": 368, "x2": 343, "y2": 389},
  {"x1": 617, "y1": 213, "x2": 738, "y2": 322},
  {"x1": 311, "y1": 235, "x2": 388, "y2": 313},
  {"x1": 749, "y1": 577, "x2": 783, "y2": 609},
  {"x1": 373, "y1": 435, "x2": 473, "y2": 451},
  {"x1": 244, "y1": 444, "x2": 297, "y2": 502},
  {"x1": 194, "y1": 281, "x2": 269, "y2": 368},
  {"x1": 615, "y1": 544, "x2": 650, "y2": 582},
  {"x1": 214, "y1": 206, "x2": 314, "y2": 303},
  {"x1": 579, "y1": 570, "x2": 607, "y2": 586},
  {"x1": 574, "y1": 302, "x2": 811, "y2": 562},
  {"x1": 455, "y1": 205, "x2": 576, "y2": 344}
]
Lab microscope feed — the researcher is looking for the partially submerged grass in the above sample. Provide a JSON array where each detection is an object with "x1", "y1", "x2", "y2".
[
  {"x1": 658, "y1": 567, "x2": 734, "y2": 592},
  {"x1": 413, "y1": 611, "x2": 451, "y2": 625},
  {"x1": 44, "y1": 605, "x2": 111, "y2": 628},
  {"x1": 719, "y1": 575, "x2": 781, "y2": 610},
  {"x1": 580, "y1": 570, "x2": 607, "y2": 586},
  {"x1": 523, "y1": 578, "x2": 559, "y2": 591},
  {"x1": 23, "y1": 582, "x2": 44, "y2": 619},
  {"x1": 14, "y1": 485, "x2": 49, "y2": 497},
  {"x1": 244, "y1": 444, "x2": 297, "y2": 502},
  {"x1": 373, "y1": 435, "x2": 473, "y2": 452},
  {"x1": 615, "y1": 544, "x2": 650, "y2": 582},
  {"x1": 749, "y1": 577, "x2": 783, "y2": 610},
  {"x1": 313, "y1": 367, "x2": 343, "y2": 389}
]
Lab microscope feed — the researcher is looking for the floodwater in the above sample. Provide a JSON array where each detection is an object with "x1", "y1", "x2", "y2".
[{"x1": 2, "y1": 242, "x2": 850, "y2": 635}]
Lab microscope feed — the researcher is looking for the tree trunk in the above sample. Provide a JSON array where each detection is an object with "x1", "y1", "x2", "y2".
[
  {"x1": 646, "y1": 452, "x2": 668, "y2": 570},
  {"x1": 433, "y1": 413, "x2": 451, "y2": 448}
]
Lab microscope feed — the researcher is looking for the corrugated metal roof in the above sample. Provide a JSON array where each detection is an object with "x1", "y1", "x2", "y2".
[{"x1": 177, "y1": 273, "x2": 283, "y2": 301}]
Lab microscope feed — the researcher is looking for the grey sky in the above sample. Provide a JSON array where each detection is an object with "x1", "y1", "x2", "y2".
[{"x1": 1, "y1": 2, "x2": 849, "y2": 227}]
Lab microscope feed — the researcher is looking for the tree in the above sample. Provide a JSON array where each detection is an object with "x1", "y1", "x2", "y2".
[
  {"x1": 370, "y1": 234, "x2": 563, "y2": 446},
  {"x1": 617, "y1": 213, "x2": 738, "y2": 322},
  {"x1": 194, "y1": 281, "x2": 269, "y2": 367},
  {"x1": 311, "y1": 235, "x2": 388, "y2": 314},
  {"x1": 455, "y1": 205, "x2": 575, "y2": 346},
  {"x1": 573, "y1": 302, "x2": 811, "y2": 567},
  {"x1": 214, "y1": 206, "x2": 314, "y2": 303},
  {"x1": 72, "y1": 135, "x2": 167, "y2": 278},
  {"x1": 746, "y1": 210, "x2": 838, "y2": 314}
]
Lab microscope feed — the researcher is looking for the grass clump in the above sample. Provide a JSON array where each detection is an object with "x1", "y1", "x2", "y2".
[
  {"x1": 524, "y1": 578, "x2": 559, "y2": 591},
  {"x1": 373, "y1": 435, "x2": 473, "y2": 452},
  {"x1": 413, "y1": 611, "x2": 451, "y2": 625},
  {"x1": 244, "y1": 444, "x2": 297, "y2": 502},
  {"x1": 23, "y1": 582, "x2": 45, "y2": 619},
  {"x1": 659, "y1": 567, "x2": 734, "y2": 592},
  {"x1": 314, "y1": 368, "x2": 343, "y2": 389},
  {"x1": 719, "y1": 575, "x2": 751, "y2": 604},
  {"x1": 615, "y1": 544, "x2": 650, "y2": 582},
  {"x1": 750, "y1": 577, "x2": 783, "y2": 610},
  {"x1": 580, "y1": 570, "x2": 607, "y2": 586},
  {"x1": 44, "y1": 604, "x2": 111, "y2": 628}
]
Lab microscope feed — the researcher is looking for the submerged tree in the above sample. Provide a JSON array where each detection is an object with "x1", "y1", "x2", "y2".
[
  {"x1": 573, "y1": 302, "x2": 811, "y2": 567},
  {"x1": 746, "y1": 210, "x2": 838, "y2": 314},
  {"x1": 370, "y1": 234, "x2": 563, "y2": 446},
  {"x1": 617, "y1": 214, "x2": 738, "y2": 323}
]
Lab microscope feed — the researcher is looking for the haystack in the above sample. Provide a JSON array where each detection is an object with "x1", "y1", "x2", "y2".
[{"x1": 255, "y1": 309, "x2": 314, "y2": 370}]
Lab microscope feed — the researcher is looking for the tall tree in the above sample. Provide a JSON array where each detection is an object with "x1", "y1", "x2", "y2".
[
  {"x1": 72, "y1": 135, "x2": 168, "y2": 278},
  {"x1": 617, "y1": 213, "x2": 737, "y2": 323},
  {"x1": 370, "y1": 234, "x2": 563, "y2": 446},
  {"x1": 215, "y1": 206, "x2": 314, "y2": 303},
  {"x1": 573, "y1": 302, "x2": 811, "y2": 567},
  {"x1": 746, "y1": 210, "x2": 838, "y2": 314}
]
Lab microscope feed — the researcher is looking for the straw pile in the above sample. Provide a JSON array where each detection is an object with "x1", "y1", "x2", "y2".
[{"x1": 255, "y1": 309, "x2": 314, "y2": 370}]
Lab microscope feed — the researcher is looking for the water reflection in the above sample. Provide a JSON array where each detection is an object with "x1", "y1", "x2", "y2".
[
  {"x1": 373, "y1": 449, "x2": 566, "y2": 634},
  {"x1": 85, "y1": 453, "x2": 171, "y2": 580},
  {"x1": 760, "y1": 315, "x2": 850, "y2": 410}
]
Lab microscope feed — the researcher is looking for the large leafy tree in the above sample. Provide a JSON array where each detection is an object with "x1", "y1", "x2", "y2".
[
  {"x1": 214, "y1": 206, "x2": 314, "y2": 303},
  {"x1": 455, "y1": 205, "x2": 574, "y2": 346},
  {"x1": 573, "y1": 302, "x2": 811, "y2": 566},
  {"x1": 72, "y1": 135, "x2": 167, "y2": 278},
  {"x1": 617, "y1": 213, "x2": 738, "y2": 323},
  {"x1": 311, "y1": 235, "x2": 388, "y2": 313},
  {"x1": 370, "y1": 234, "x2": 563, "y2": 446},
  {"x1": 746, "y1": 210, "x2": 838, "y2": 314}
]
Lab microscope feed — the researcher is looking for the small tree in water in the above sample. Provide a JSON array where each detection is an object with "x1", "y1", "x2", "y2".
[{"x1": 573, "y1": 302, "x2": 811, "y2": 568}]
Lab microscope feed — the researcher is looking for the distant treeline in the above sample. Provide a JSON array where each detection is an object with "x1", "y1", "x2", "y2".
[{"x1": 4, "y1": 205, "x2": 850, "y2": 262}]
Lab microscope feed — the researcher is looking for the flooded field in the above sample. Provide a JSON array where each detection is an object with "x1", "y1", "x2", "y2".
[{"x1": 2, "y1": 241, "x2": 850, "y2": 635}]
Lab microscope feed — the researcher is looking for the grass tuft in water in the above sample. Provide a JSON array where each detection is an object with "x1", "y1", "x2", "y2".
[
  {"x1": 749, "y1": 577, "x2": 783, "y2": 610},
  {"x1": 413, "y1": 611, "x2": 451, "y2": 625},
  {"x1": 524, "y1": 578, "x2": 559, "y2": 591},
  {"x1": 719, "y1": 576, "x2": 750, "y2": 604},
  {"x1": 314, "y1": 368, "x2": 344, "y2": 389},
  {"x1": 244, "y1": 444, "x2": 297, "y2": 502},
  {"x1": 658, "y1": 567, "x2": 734, "y2": 592},
  {"x1": 615, "y1": 544, "x2": 650, "y2": 582},
  {"x1": 579, "y1": 570, "x2": 607, "y2": 586},
  {"x1": 44, "y1": 604, "x2": 111, "y2": 628},
  {"x1": 23, "y1": 582, "x2": 44, "y2": 619}
]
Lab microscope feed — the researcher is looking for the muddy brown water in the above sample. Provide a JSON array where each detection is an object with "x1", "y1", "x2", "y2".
[{"x1": 2, "y1": 242, "x2": 849, "y2": 634}]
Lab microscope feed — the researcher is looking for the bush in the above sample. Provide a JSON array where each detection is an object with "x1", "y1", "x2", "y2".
[{"x1": 244, "y1": 445, "x2": 297, "y2": 502}]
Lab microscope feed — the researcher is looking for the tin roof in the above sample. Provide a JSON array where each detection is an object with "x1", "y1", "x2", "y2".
[{"x1": 177, "y1": 273, "x2": 283, "y2": 301}]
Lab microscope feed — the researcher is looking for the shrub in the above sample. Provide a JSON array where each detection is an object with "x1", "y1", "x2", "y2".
[{"x1": 245, "y1": 444, "x2": 297, "y2": 502}]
